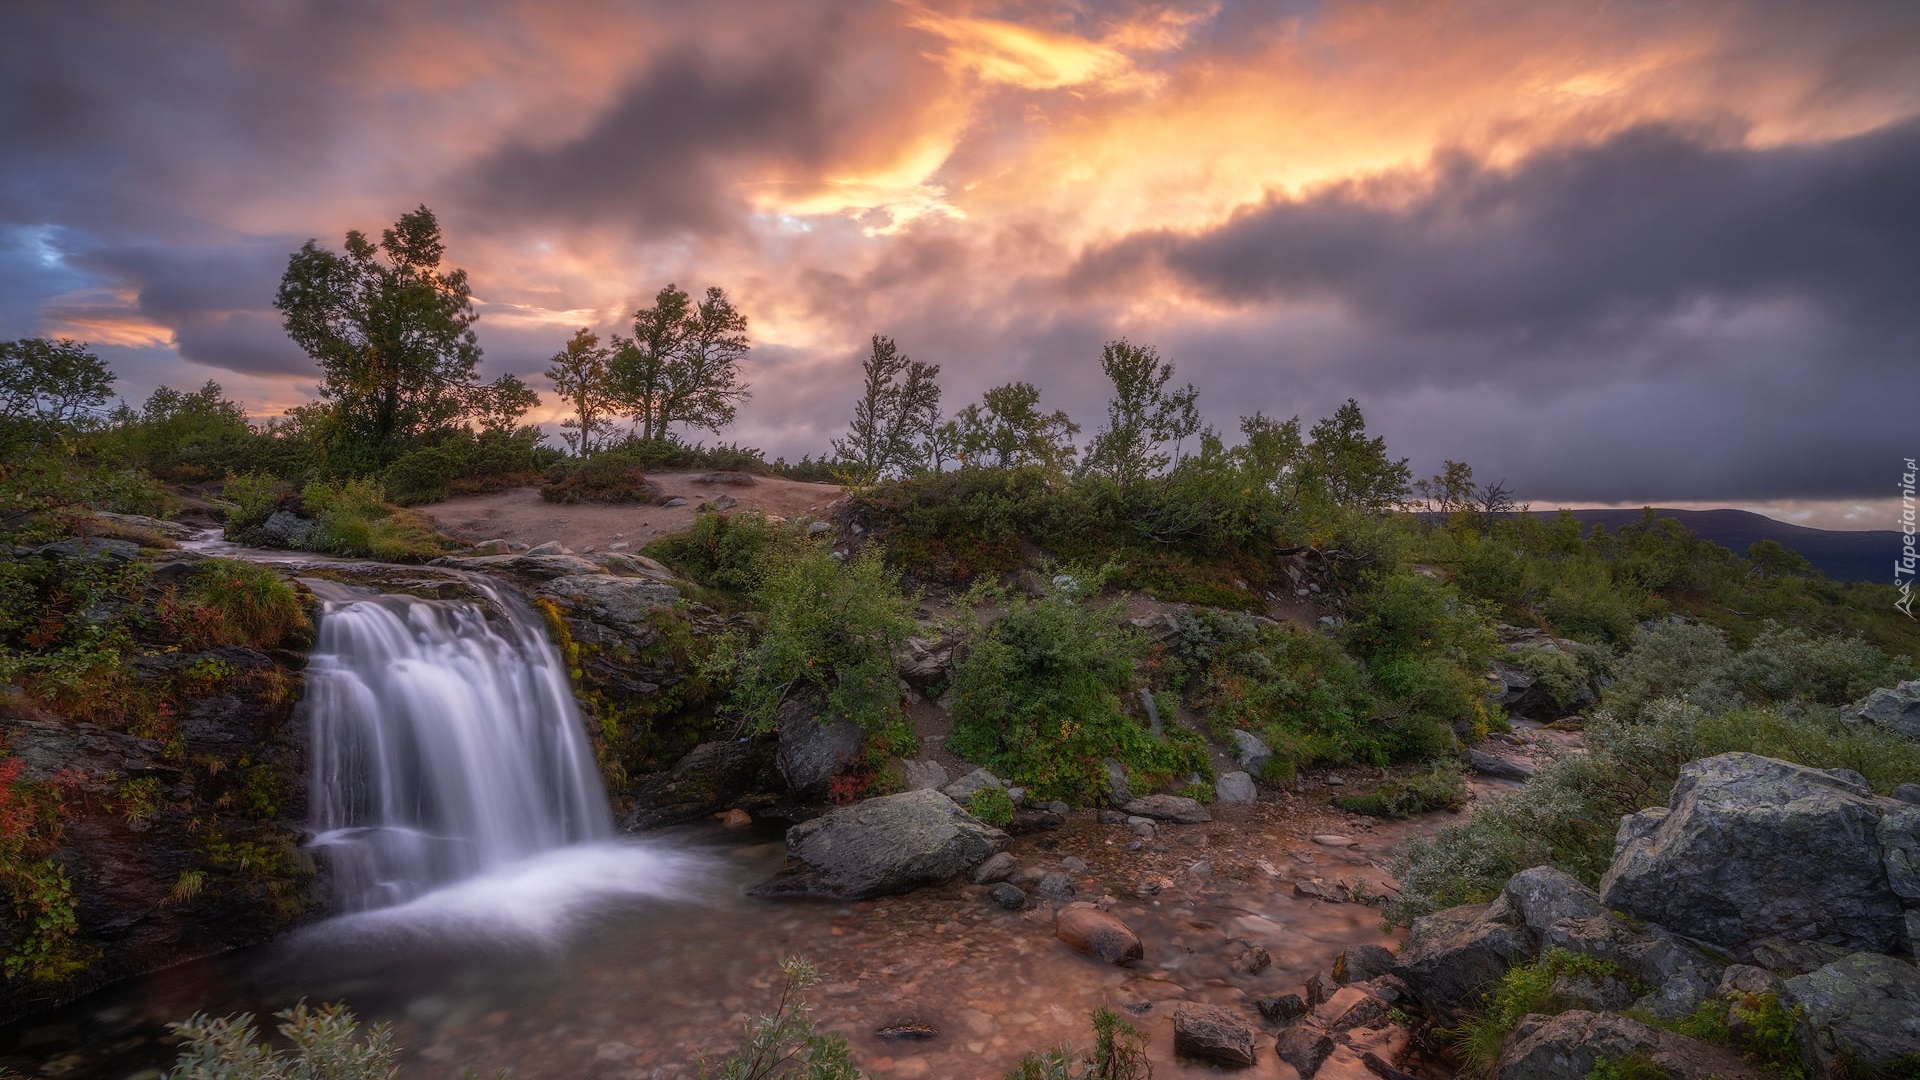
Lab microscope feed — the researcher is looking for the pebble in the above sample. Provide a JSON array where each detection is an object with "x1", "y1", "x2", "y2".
[{"x1": 1312, "y1": 834, "x2": 1357, "y2": 847}]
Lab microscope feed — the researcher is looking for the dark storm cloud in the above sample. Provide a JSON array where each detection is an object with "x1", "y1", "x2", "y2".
[
  {"x1": 70, "y1": 242, "x2": 313, "y2": 376},
  {"x1": 1078, "y1": 118, "x2": 1920, "y2": 346}
]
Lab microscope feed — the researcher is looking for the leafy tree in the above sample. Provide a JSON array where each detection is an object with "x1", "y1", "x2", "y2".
[
  {"x1": 1747, "y1": 538, "x2": 1813, "y2": 580},
  {"x1": 105, "y1": 381, "x2": 256, "y2": 481},
  {"x1": 545, "y1": 328, "x2": 621, "y2": 454},
  {"x1": 275, "y1": 205, "x2": 528, "y2": 449},
  {"x1": 0, "y1": 338, "x2": 114, "y2": 446},
  {"x1": 1304, "y1": 398, "x2": 1410, "y2": 513},
  {"x1": 611, "y1": 283, "x2": 752, "y2": 442},
  {"x1": 953, "y1": 382, "x2": 1079, "y2": 473},
  {"x1": 1082, "y1": 338, "x2": 1198, "y2": 486},
  {"x1": 830, "y1": 334, "x2": 941, "y2": 483},
  {"x1": 1232, "y1": 410, "x2": 1309, "y2": 515}
]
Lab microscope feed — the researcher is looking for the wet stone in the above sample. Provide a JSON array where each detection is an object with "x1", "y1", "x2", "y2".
[
  {"x1": 987, "y1": 883, "x2": 1027, "y2": 910},
  {"x1": 1171, "y1": 1003, "x2": 1258, "y2": 1068},
  {"x1": 1256, "y1": 994, "x2": 1308, "y2": 1023}
]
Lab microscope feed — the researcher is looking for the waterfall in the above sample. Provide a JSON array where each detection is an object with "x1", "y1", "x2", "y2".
[{"x1": 303, "y1": 581, "x2": 611, "y2": 912}]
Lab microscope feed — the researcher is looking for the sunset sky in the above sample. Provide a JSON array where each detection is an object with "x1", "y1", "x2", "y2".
[{"x1": 3, "y1": 0, "x2": 1916, "y2": 526}]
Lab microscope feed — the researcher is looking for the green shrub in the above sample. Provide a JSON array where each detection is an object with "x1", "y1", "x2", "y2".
[
  {"x1": 1510, "y1": 644, "x2": 1602, "y2": 715},
  {"x1": 1725, "y1": 623, "x2": 1913, "y2": 706},
  {"x1": 219, "y1": 471, "x2": 291, "y2": 533},
  {"x1": 710, "y1": 542, "x2": 917, "y2": 755},
  {"x1": 1343, "y1": 569, "x2": 1497, "y2": 739},
  {"x1": 947, "y1": 573, "x2": 1211, "y2": 804},
  {"x1": 966, "y1": 786, "x2": 1014, "y2": 828},
  {"x1": 1586, "y1": 1055, "x2": 1673, "y2": 1080},
  {"x1": 295, "y1": 478, "x2": 446, "y2": 562},
  {"x1": 1541, "y1": 557, "x2": 1648, "y2": 645},
  {"x1": 167, "y1": 1001, "x2": 399, "y2": 1080},
  {"x1": 647, "y1": 510, "x2": 803, "y2": 594},
  {"x1": 383, "y1": 427, "x2": 551, "y2": 505},
  {"x1": 1335, "y1": 766, "x2": 1468, "y2": 818},
  {"x1": 1601, "y1": 620, "x2": 1738, "y2": 723},
  {"x1": 541, "y1": 450, "x2": 662, "y2": 504},
  {"x1": 698, "y1": 957, "x2": 863, "y2": 1080}
]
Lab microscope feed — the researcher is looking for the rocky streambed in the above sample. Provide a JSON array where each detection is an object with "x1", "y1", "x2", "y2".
[{"x1": 0, "y1": 787, "x2": 1450, "y2": 1079}]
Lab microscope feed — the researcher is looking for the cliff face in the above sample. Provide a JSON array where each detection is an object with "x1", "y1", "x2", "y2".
[{"x1": 0, "y1": 550, "x2": 323, "y2": 1024}]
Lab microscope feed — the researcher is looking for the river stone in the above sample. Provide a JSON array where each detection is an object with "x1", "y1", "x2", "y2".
[
  {"x1": 748, "y1": 789, "x2": 1008, "y2": 899},
  {"x1": 1055, "y1": 903, "x2": 1143, "y2": 964},
  {"x1": 1170, "y1": 1003, "x2": 1256, "y2": 1068},
  {"x1": 1783, "y1": 952, "x2": 1920, "y2": 1074},
  {"x1": 1466, "y1": 746, "x2": 1536, "y2": 780},
  {"x1": 1538, "y1": 912, "x2": 1726, "y2": 1020},
  {"x1": 894, "y1": 633, "x2": 959, "y2": 684},
  {"x1": 1274, "y1": 1024, "x2": 1334, "y2": 1078},
  {"x1": 988, "y1": 882, "x2": 1027, "y2": 910},
  {"x1": 1215, "y1": 770, "x2": 1256, "y2": 804},
  {"x1": 1103, "y1": 758, "x2": 1133, "y2": 805},
  {"x1": 37, "y1": 536, "x2": 144, "y2": 565},
  {"x1": 1844, "y1": 679, "x2": 1920, "y2": 741},
  {"x1": 970, "y1": 851, "x2": 1017, "y2": 884},
  {"x1": 1232, "y1": 729, "x2": 1273, "y2": 773},
  {"x1": 1493, "y1": 1010, "x2": 1767, "y2": 1080},
  {"x1": 1599, "y1": 752, "x2": 1910, "y2": 954},
  {"x1": 1255, "y1": 994, "x2": 1307, "y2": 1023},
  {"x1": 1121, "y1": 794, "x2": 1211, "y2": 823},
  {"x1": 1892, "y1": 782, "x2": 1920, "y2": 805},
  {"x1": 526, "y1": 540, "x2": 566, "y2": 556},
  {"x1": 535, "y1": 576, "x2": 680, "y2": 638},
  {"x1": 1391, "y1": 900, "x2": 1528, "y2": 1013},
  {"x1": 774, "y1": 694, "x2": 865, "y2": 799}
]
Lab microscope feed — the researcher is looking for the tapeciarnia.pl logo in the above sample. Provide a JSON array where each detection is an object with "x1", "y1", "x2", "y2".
[{"x1": 1899, "y1": 457, "x2": 1917, "y2": 619}]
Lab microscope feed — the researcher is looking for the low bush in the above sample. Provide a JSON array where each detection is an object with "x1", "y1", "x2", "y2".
[
  {"x1": 646, "y1": 510, "x2": 804, "y2": 594},
  {"x1": 947, "y1": 572, "x2": 1210, "y2": 804},
  {"x1": 179, "y1": 559, "x2": 311, "y2": 650},
  {"x1": 1343, "y1": 569, "x2": 1497, "y2": 740},
  {"x1": 1195, "y1": 623, "x2": 1389, "y2": 777},
  {"x1": 965, "y1": 786, "x2": 1014, "y2": 828},
  {"x1": 541, "y1": 451, "x2": 662, "y2": 504},
  {"x1": 698, "y1": 957, "x2": 863, "y2": 1080},
  {"x1": 1449, "y1": 950, "x2": 1641, "y2": 1075},
  {"x1": 383, "y1": 427, "x2": 552, "y2": 505},
  {"x1": 168, "y1": 1000, "x2": 399, "y2": 1080},
  {"x1": 1334, "y1": 766, "x2": 1468, "y2": 818},
  {"x1": 299, "y1": 478, "x2": 447, "y2": 562}
]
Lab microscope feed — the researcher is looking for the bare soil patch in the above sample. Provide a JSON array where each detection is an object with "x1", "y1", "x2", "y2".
[{"x1": 421, "y1": 472, "x2": 847, "y2": 552}]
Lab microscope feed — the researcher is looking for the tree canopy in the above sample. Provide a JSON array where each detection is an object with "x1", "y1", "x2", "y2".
[
  {"x1": 953, "y1": 381, "x2": 1080, "y2": 473},
  {"x1": 0, "y1": 338, "x2": 115, "y2": 446},
  {"x1": 1082, "y1": 338, "x2": 1199, "y2": 486},
  {"x1": 610, "y1": 283, "x2": 752, "y2": 442},
  {"x1": 831, "y1": 334, "x2": 942, "y2": 483},
  {"x1": 274, "y1": 205, "x2": 529, "y2": 450}
]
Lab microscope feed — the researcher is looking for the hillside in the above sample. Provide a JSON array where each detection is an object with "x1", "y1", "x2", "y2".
[{"x1": 1530, "y1": 507, "x2": 1901, "y2": 583}]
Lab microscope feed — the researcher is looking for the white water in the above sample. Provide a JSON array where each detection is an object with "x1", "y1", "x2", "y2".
[{"x1": 303, "y1": 581, "x2": 616, "y2": 912}]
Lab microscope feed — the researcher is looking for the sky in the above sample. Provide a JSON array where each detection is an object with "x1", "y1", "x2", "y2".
[{"x1": 2, "y1": 0, "x2": 1916, "y2": 529}]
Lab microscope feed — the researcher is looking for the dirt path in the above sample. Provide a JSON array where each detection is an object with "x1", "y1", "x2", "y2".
[{"x1": 423, "y1": 472, "x2": 847, "y2": 553}]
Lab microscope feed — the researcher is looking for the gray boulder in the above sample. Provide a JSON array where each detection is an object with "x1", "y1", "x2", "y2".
[
  {"x1": 1844, "y1": 679, "x2": 1920, "y2": 741},
  {"x1": 1215, "y1": 770, "x2": 1256, "y2": 804},
  {"x1": 942, "y1": 768, "x2": 1002, "y2": 802},
  {"x1": 894, "y1": 632, "x2": 959, "y2": 685},
  {"x1": 259, "y1": 510, "x2": 315, "y2": 547},
  {"x1": 897, "y1": 758, "x2": 948, "y2": 792},
  {"x1": 1392, "y1": 899, "x2": 1529, "y2": 1013},
  {"x1": 774, "y1": 693, "x2": 865, "y2": 799},
  {"x1": 749, "y1": 789, "x2": 1008, "y2": 899},
  {"x1": 37, "y1": 536, "x2": 143, "y2": 565},
  {"x1": 1102, "y1": 758, "x2": 1132, "y2": 805},
  {"x1": 1783, "y1": 952, "x2": 1920, "y2": 1075},
  {"x1": 1231, "y1": 729, "x2": 1273, "y2": 774},
  {"x1": 1494, "y1": 1010, "x2": 1766, "y2": 1080},
  {"x1": 1121, "y1": 794, "x2": 1211, "y2": 823},
  {"x1": 533, "y1": 575, "x2": 680, "y2": 638},
  {"x1": 1600, "y1": 752, "x2": 1910, "y2": 954}
]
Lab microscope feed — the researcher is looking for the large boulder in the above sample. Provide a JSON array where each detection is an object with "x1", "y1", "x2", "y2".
[
  {"x1": 1392, "y1": 899, "x2": 1529, "y2": 1013},
  {"x1": 1845, "y1": 679, "x2": 1920, "y2": 741},
  {"x1": 1494, "y1": 1011, "x2": 1766, "y2": 1080},
  {"x1": 533, "y1": 575, "x2": 680, "y2": 638},
  {"x1": 622, "y1": 739, "x2": 778, "y2": 831},
  {"x1": 774, "y1": 692, "x2": 865, "y2": 799},
  {"x1": 1599, "y1": 753, "x2": 1911, "y2": 954},
  {"x1": 1783, "y1": 952, "x2": 1920, "y2": 1075},
  {"x1": 748, "y1": 789, "x2": 1008, "y2": 899},
  {"x1": 1121, "y1": 794, "x2": 1211, "y2": 823},
  {"x1": 1501, "y1": 866, "x2": 1724, "y2": 1020}
]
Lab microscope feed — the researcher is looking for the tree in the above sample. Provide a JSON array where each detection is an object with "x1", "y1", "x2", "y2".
[
  {"x1": 1747, "y1": 538, "x2": 1813, "y2": 580},
  {"x1": 1233, "y1": 410, "x2": 1309, "y2": 515},
  {"x1": 1082, "y1": 338, "x2": 1198, "y2": 486},
  {"x1": 610, "y1": 283, "x2": 752, "y2": 442},
  {"x1": 275, "y1": 205, "x2": 527, "y2": 449},
  {"x1": 545, "y1": 329, "x2": 620, "y2": 454},
  {"x1": 0, "y1": 338, "x2": 115, "y2": 445},
  {"x1": 830, "y1": 334, "x2": 942, "y2": 483},
  {"x1": 953, "y1": 382, "x2": 1079, "y2": 473},
  {"x1": 1303, "y1": 399, "x2": 1410, "y2": 513}
]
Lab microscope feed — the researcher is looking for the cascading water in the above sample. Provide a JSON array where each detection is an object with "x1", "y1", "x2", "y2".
[{"x1": 302, "y1": 580, "x2": 612, "y2": 912}]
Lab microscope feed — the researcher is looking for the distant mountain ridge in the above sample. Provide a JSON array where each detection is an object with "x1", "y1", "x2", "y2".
[{"x1": 1525, "y1": 507, "x2": 1901, "y2": 583}]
